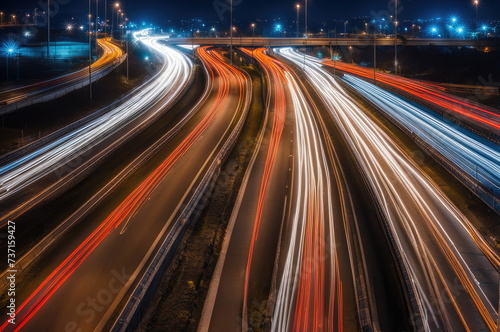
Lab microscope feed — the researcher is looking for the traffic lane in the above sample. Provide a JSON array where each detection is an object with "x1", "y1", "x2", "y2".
[
  {"x1": 14, "y1": 69, "x2": 246, "y2": 332},
  {"x1": 0, "y1": 38, "x2": 123, "y2": 105},
  {"x1": 0, "y1": 51, "x2": 191, "y2": 218},
  {"x1": 207, "y1": 82, "x2": 295, "y2": 332}
]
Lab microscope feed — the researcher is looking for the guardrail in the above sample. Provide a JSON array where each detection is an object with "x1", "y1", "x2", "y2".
[
  {"x1": 0, "y1": 50, "x2": 197, "y2": 289},
  {"x1": 338, "y1": 78, "x2": 499, "y2": 214},
  {"x1": 0, "y1": 54, "x2": 127, "y2": 115},
  {"x1": 111, "y1": 63, "x2": 253, "y2": 332}
]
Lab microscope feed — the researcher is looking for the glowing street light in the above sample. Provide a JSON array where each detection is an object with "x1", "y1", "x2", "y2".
[
  {"x1": 251, "y1": 23, "x2": 255, "y2": 38},
  {"x1": 66, "y1": 24, "x2": 73, "y2": 31},
  {"x1": 296, "y1": 4, "x2": 300, "y2": 38},
  {"x1": 0, "y1": 12, "x2": 3, "y2": 26},
  {"x1": 473, "y1": 0, "x2": 479, "y2": 31},
  {"x1": 5, "y1": 47, "x2": 15, "y2": 81}
]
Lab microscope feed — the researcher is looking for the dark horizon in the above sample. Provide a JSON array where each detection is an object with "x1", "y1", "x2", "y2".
[{"x1": 1, "y1": 0, "x2": 499, "y2": 26}]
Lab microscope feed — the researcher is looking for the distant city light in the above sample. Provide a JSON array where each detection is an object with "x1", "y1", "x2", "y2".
[
  {"x1": 66, "y1": 24, "x2": 73, "y2": 31},
  {"x1": 24, "y1": 31, "x2": 30, "y2": 37}
]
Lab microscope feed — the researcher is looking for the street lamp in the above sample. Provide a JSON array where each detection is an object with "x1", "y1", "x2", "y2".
[
  {"x1": 229, "y1": 0, "x2": 233, "y2": 65},
  {"x1": 305, "y1": 0, "x2": 308, "y2": 37},
  {"x1": 394, "y1": 0, "x2": 398, "y2": 76},
  {"x1": 47, "y1": 0, "x2": 50, "y2": 58},
  {"x1": 344, "y1": 21, "x2": 348, "y2": 37},
  {"x1": 6, "y1": 48, "x2": 14, "y2": 80},
  {"x1": 251, "y1": 23, "x2": 255, "y2": 38},
  {"x1": 0, "y1": 12, "x2": 3, "y2": 26},
  {"x1": 112, "y1": 3, "x2": 119, "y2": 39},
  {"x1": 296, "y1": 4, "x2": 300, "y2": 38},
  {"x1": 88, "y1": 3, "x2": 92, "y2": 100},
  {"x1": 473, "y1": 0, "x2": 479, "y2": 32}
]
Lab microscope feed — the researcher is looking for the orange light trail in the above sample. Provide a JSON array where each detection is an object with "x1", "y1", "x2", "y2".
[
  {"x1": 0, "y1": 45, "x2": 245, "y2": 332},
  {"x1": 322, "y1": 61, "x2": 500, "y2": 133}
]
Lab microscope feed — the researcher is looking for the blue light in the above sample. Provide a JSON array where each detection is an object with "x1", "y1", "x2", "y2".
[
  {"x1": 3, "y1": 40, "x2": 19, "y2": 56},
  {"x1": 482, "y1": 25, "x2": 487, "y2": 31},
  {"x1": 457, "y1": 27, "x2": 464, "y2": 33},
  {"x1": 451, "y1": 17, "x2": 457, "y2": 23}
]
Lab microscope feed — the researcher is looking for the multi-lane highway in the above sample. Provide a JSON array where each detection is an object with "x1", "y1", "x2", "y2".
[
  {"x1": 0, "y1": 36, "x2": 192, "y2": 224},
  {"x1": 0, "y1": 38, "x2": 125, "y2": 113},
  {"x1": 342, "y1": 74, "x2": 500, "y2": 212},
  {"x1": 203, "y1": 47, "x2": 363, "y2": 332},
  {"x1": 0, "y1": 45, "x2": 250, "y2": 332},
  {"x1": 280, "y1": 47, "x2": 499, "y2": 331},
  {"x1": 323, "y1": 60, "x2": 500, "y2": 138}
]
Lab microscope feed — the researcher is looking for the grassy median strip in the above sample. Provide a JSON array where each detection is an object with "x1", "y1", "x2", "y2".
[{"x1": 135, "y1": 66, "x2": 264, "y2": 332}]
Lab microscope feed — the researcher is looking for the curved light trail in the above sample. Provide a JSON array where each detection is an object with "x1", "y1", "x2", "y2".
[
  {"x1": 342, "y1": 74, "x2": 500, "y2": 207},
  {"x1": 280, "y1": 47, "x2": 499, "y2": 332},
  {"x1": 322, "y1": 60, "x2": 500, "y2": 134},
  {"x1": 0, "y1": 37, "x2": 192, "y2": 204},
  {"x1": 249, "y1": 50, "x2": 344, "y2": 332},
  {"x1": 0, "y1": 45, "x2": 249, "y2": 332},
  {"x1": 0, "y1": 38, "x2": 124, "y2": 107}
]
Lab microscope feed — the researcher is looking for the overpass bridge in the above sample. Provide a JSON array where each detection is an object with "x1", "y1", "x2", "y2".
[{"x1": 166, "y1": 37, "x2": 498, "y2": 48}]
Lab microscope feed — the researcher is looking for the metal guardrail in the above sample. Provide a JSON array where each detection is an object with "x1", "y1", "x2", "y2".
[
  {"x1": 111, "y1": 64, "x2": 252, "y2": 332},
  {"x1": 339, "y1": 78, "x2": 499, "y2": 214},
  {"x1": 0, "y1": 54, "x2": 126, "y2": 115}
]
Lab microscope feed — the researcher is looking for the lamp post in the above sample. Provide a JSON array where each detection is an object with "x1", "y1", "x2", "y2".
[
  {"x1": 251, "y1": 23, "x2": 255, "y2": 38},
  {"x1": 305, "y1": 0, "x2": 308, "y2": 37},
  {"x1": 473, "y1": 0, "x2": 479, "y2": 32},
  {"x1": 95, "y1": 0, "x2": 99, "y2": 40},
  {"x1": 113, "y1": 3, "x2": 119, "y2": 39},
  {"x1": 394, "y1": 0, "x2": 398, "y2": 76},
  {"x1": 344, "y1": 21, "x2": 348, "y2": 37},
  {"x1": 5, "y1": 48, "x2": 14, "y2": 80},
  {"x1": 1, "y1": 12, "x2": 3, "y2": 26},
  {"x1": 47, "y1": 1, "x2": 50, "y2": 58},
  {"x1": 296, "y1": 4, "x2": 300, "y2": 38},
  {"x1": 229, "y1": 0, "x2": 233, "y2": 65},
  {"x1": 88, "y1": 3, "x2": 92, "y2": 100}
]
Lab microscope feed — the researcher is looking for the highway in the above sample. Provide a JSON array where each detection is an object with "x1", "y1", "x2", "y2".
[
  {"x1": 280, "y1": 47, "x2": 499, "y2": 332},
  {"x1": 203, "y1": 47, "x2": 359, "y2": 332},
  {"x1": 0, "y1": 35, "x2": 192, "y2": 224},
  {"x1": 203, "y1": 46, "x2": 294, "y2": 332},
  {"x1": 323, "y1": 60, "x2": 500, "y2": 139},
  {"x1": 166, "y1": 37, "x2": 495, "y2": 48},
  {"x1": 342, "y1": 74, "x2": 500, "y2": 212},
  {"x1": 0, "y1": 38, "x2": 125, "y2": 113},
  {"x1": 0, "y1": 45, "x2": 250, "y2": 332}
]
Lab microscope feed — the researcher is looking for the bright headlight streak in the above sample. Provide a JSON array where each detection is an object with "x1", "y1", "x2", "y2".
[
  {"x1": 342, "y1": 74, "x2": 499, "y2": 195},
  {"x1": 279, "y1": 47, "x2": 498, "y2": 331},
  {"x1": 0, "y1": 37, "x2": 193, "y2": 200},
  {"x1": 267, "y1": 62, "x2": 341, "y2": 331}
]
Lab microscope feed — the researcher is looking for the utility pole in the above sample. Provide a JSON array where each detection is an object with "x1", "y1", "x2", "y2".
[
  {"x1": 88, "y1": 0, "x2": 93, "y2": 100},
  {"x1": 230, "y1": 0, "x2": 233, "y2": 65},
  {"x1": 47, "y1": 0, "x2": 50, "y2": 58},
  {"x1": 305, "y1": 0, "x2": 308, "y2": 37},
  {"x1": 126, "y1": 37, "x2": 129, "y2": 82},
  {"x1": 394, "y1": 0, "x2": 398, "y2": 76},
  {"x1": 296, "y1": 4, "x2": 300, "y2": 38},
  {"x1": 104, "y1": 0, "x2": 107, "y2": 36},
  {"x1": 374, "y1": 27, "x2": 377, "y2": 83},
  {"x1": 95, "y1": 0, "x2": 98, "y2": 40}
]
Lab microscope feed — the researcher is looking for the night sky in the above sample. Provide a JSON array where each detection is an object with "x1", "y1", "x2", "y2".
[{"x1": 3, "y1": 0, "x2": 500, "y2": 25}]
